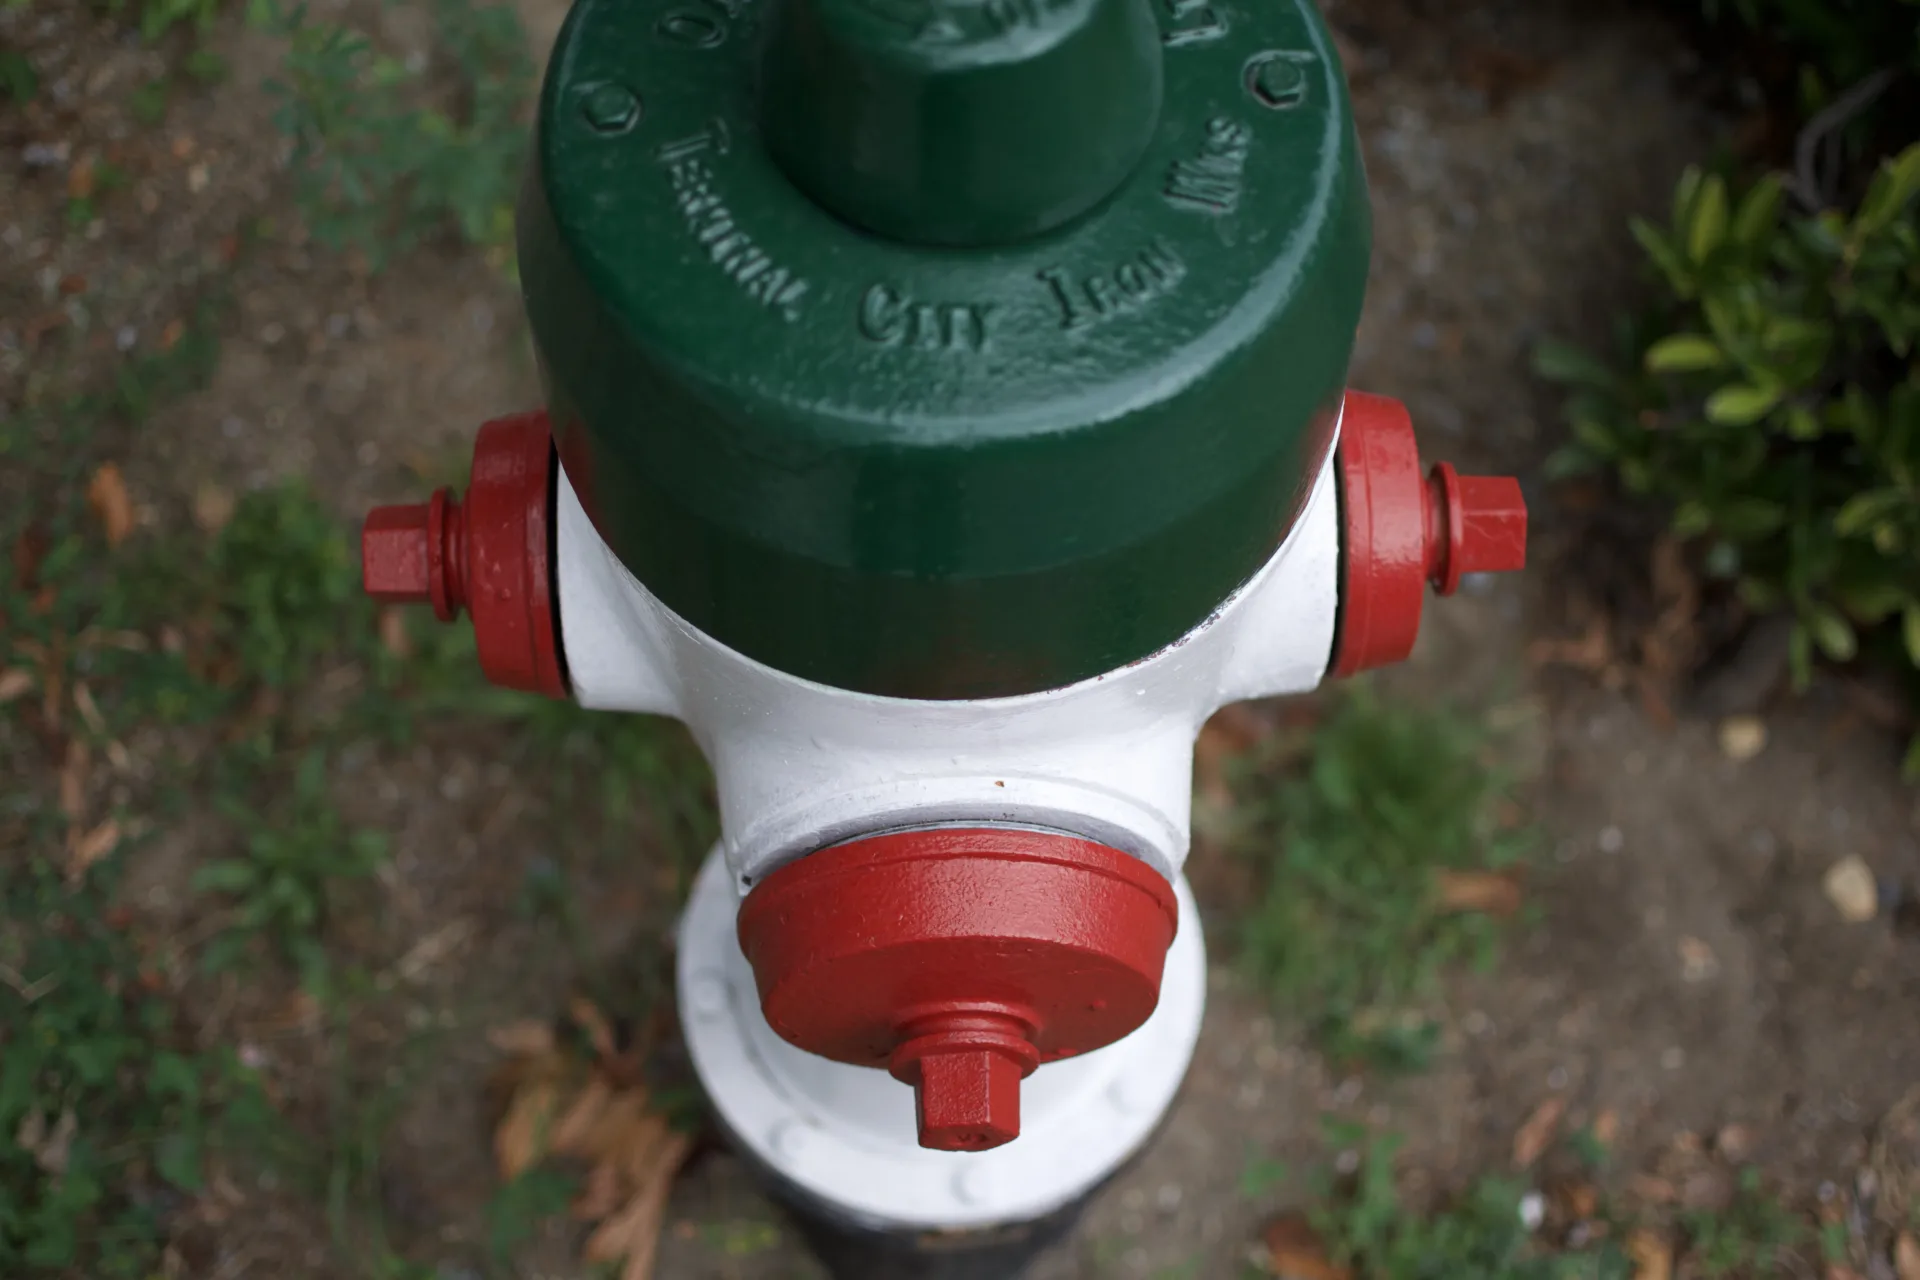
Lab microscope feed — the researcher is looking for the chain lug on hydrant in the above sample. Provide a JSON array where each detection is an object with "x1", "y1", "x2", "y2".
[
  {"x1": 362, "y1": 414, "x2": 565, "y2": 698},
  {"x1": 362, "y1": 0, "x2": 1526, "y2": 1255}
]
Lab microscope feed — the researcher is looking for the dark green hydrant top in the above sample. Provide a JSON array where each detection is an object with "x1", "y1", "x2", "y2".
[
  {"x1": 518, "y1": 0, "x2": 1372, "y2": 699},
  {"x1": 758, "y1": 0, "x2": 1164, "y2": 246}
]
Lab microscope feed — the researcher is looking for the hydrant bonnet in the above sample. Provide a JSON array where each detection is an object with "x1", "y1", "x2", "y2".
[{"x1": 517, "y1": 0, "x2": 1372, "y2": 699}]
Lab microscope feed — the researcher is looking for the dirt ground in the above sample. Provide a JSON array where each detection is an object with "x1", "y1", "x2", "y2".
[{"x1": 5, "y1": 0, "x2": 1919, "y2": 1276}]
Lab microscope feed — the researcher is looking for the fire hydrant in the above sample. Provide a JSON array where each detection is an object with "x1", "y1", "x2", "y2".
[{"x1": 363, "y1": 0, "x2": 1524, "y2": 1265}]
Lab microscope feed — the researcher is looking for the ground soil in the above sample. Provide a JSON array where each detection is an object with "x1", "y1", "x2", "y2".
[{"x1": 5, "y1": 0, "x2": 1918, "y2": 1276}]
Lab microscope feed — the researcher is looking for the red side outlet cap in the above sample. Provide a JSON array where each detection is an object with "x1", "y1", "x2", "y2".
[
  {"x1": 360, "y1": 412, "x2": 566, "y2": 698},
  {"x1": 736, "y1": 828, "x2": 1179, "y2": 1153},
  {"x1": 1333, "y1": 391, "x2": 1528, "y2": 677}
]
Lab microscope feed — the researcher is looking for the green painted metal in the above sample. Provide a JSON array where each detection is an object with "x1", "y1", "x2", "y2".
[
  {"x1": 519, "y1": 0, "x2": 1372, "y2": 700},
  {"x1": 758, "y1": 0, "x2": 1164, "y2": 246}
]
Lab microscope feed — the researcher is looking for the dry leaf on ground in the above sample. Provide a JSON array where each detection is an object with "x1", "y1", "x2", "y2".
[
  {"x1": 252, "y1": 989, "x2": 322, "y2": 1036},
  {"x1": 15, "y1": 1108, "x2": 78, "y2": 1176},
  {"x1": 574, "y1": 1158, "x2": 627, "y2": 1221},
  {"x1": 1262, "y1": 1212, "x2": 1351, "y2": 1280},
  {"x1": 1627, "y1": 1227, "x2": 1673, "y2": 1280},
  {"x1": 86, "y1": 463, "x2": 134, "y2": 547},
  {"x1": 1555, "y1": 1180, "x2": 1599, "y2": 1220},
  {"x1": 494, "y1": 1079, "x2": 562, "y2": 1181},
  {"x1": 1437, "y1": 869, "x2": 1523, "y2": 917},
  {"x1": 0, "y1": 668, "x2": 33, "y2": 704},
  {"x1": 585, "y1": 1130, "x2": 695, "y2": 1280},
  {"x1": 570, "y1": 995, "x2": 619, "y2": 1060},
  {"x1": 67, "y1": 819, "x2": 122, "y2": 882},
  {"x1": 59, "y1": 740, "x2": 88, "y2": 823},
  {"x1": 1640, "y1": 536, "x2": 1699, "y2": 685},
  {"x1": 549, "y1": 1077, "x2": 616, "y2": 1157},
  {"x1": 1512, "y1": 1096, "x2": 1567, "y2": 1169},
  {"x1": 1894, "y1": 1232, "x2": 1920, "y2": 1280},
  {"x1": 492, "y1": 999, "x2": 697, "y2": 1280},
  {"x1": 1872, "y1": 1084, "x2": 1920, "y2": 1226},
  {"x1": 192, "y1": 481, "x2": 235, "y2": 533},
  {"x1": 378, "y1": 607, "x2": 413, "y2": 659},
  {"x1": 395, "y1": 918, "x2": 474, "y2": 983},
  {"x1": 1714, "y1": 1124, "x2": 1754, "y2": 1162},
  {"x1": 72, "y1": 681, "x2": 106, "y2": 736},
  {"x1": 1628, "y1": 1173, "x2": 1678, "y2": 1205},
  {"x1": 488, "y1": 1021, "x2": 557, "y2": 1056},
  {"x1": 1527, "y1": 617, "x2": 1612, "y2": 674}
]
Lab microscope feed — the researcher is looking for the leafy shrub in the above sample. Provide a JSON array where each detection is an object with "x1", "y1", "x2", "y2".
[
  {"x1": 258, "y1": 0, "x2": 533, "y2": 267},
  {"x1": 1537, "y1": 144, "x2": 1920, "y2": 773},
  {"x1": 1702, "y1": 0, "x2": 1920, "y2": 90}
]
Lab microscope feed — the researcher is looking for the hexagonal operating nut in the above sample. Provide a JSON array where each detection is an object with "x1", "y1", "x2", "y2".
[
  {"x1": 1426, "y1": 463, "x2": 1527, "y2": 596},
  {"x1": 1449, "y1": 474, "x2": 1527, "y2": 578},
  {"x1": 911, "y1": 1049, "x2": 1024, "y2": 1152},
  {"x1": 362, "y1": 503, "x2": 434, "y2": 604}
]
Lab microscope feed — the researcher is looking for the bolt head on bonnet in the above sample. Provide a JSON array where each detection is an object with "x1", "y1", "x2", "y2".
[{"x1": 735, "y1": 829, "x2": 1179, "y2": 1152}]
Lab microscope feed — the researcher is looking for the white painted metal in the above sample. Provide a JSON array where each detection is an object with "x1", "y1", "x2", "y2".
[
  {"x1": 676, "y1": 841, "x2": 1210, "y2": 1231},
  {"x1": 561, "y1": 423, "x2": 1341, "y2": 1220},
  {"x1": 555, "y1": 425, "x2": 1342, "y2": 890}
]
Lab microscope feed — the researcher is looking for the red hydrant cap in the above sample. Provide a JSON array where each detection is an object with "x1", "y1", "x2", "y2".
[
  {"x1": 360, "y1": 413, "x2": 566, "y2": 698},
  {"x1": 1333, "y1": 391, "x2": 1528, "y2": 676},
  {"x1": 735, "y1": 828, "x2": 1179, "y2": 1152}
]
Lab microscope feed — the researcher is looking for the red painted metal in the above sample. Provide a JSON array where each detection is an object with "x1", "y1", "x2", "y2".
[
  {"x1": 1332, "y1": 391, "x2": 1527, "y2": 676},
  {"x1": 360, "y1": 412, "x2": 566, "y2": 698},
  {"x1": 1331, "y1": 392, "x2": 1427, "y2": 678},
  {"x1": 735, "y1": 828, "x2": 1180, "y2": 1152},
  {"x1": 1426, "y1": 464, "x2": 1527, "y2": 597}
]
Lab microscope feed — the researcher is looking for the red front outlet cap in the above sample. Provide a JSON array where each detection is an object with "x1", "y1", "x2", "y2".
[
  {"x1": 1333, "y1": 391, "x2": 1528, "y2": 677},
  {"x1": 736, "y1": 828, "x2": 1179, "y2": 1153},
  {"x1": 360, "y1": 412, "x2": 566, "y2": 698}
]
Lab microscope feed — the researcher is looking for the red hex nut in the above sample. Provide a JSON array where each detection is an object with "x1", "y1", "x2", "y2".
[
  {"x1": 1333, "y1": 391, "x2": 1528, "y2": 677},
  {"x1": 360, "y1": 413, "x2": 566, "y2": 698},
  {"x1": 362, "y1": 490, "x2": 465, "y2": 622},
  {"x1": 889, "y1": 1011, "x2": 1038, "y2": 1150},
  {"x1": 361, "y1": 501, "x2": 436, "y2": 604},
  {"x1": 1425, "y1": 463, "x2": 1527, "y2": 597}
]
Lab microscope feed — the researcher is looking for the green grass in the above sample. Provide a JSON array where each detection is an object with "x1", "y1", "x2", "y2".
[
  {"x1": 1311, "y1": 1129, "x2": 1630, "y2": 1280},
  {"x1": 94, "y1": 0, "x2": 223, "y2": 41},
  {"x1": 1679, "y1": 1167, "x2": 1821, "y2": 1277},
  {"x1": 0, "y1": 3, "x2": 648, "y2": 1263},
  {"x1": 1226, "y1": 688, "x2": 1535, "y2": 1071},
  {"x1": 255, "y1": 0, "x2": 535, "y2": 268},
  {"x1": 192, "y1": 746, "x2": 390, "y2": 991},
  {"x1": 0, "y1": 246, "x2": 705, "y2": 1276},
  {"x1": 4, "y1": 472, "x2": 711, "y2": 1277},
  {"x1": 1276, "y1": 1125, "x2": 1832, "y2": 1280},
  {"x1": 0, "y1": 855, "x2": 278, "y2": 1276}
]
